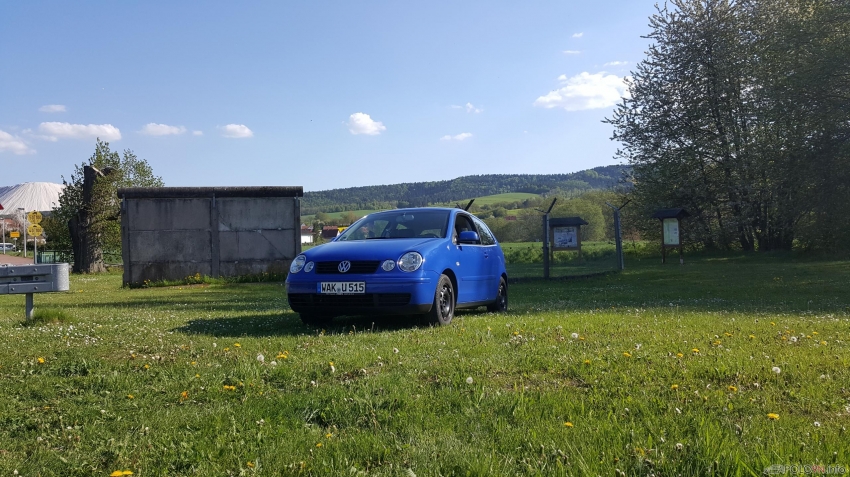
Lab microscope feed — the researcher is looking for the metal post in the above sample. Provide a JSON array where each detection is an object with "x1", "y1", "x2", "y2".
[
  {"x1": 1, "y1": 218, "x2": 5, "y2": 255},
  {"x1": 542, "y1": 214, "x2": 550, "y2": 279},
  {"x1": 606, "y1": 201, "x2": 629, "y2": 271},
  {"x1": 25, "y1": 293, "x2": 34, "y2": 320}
]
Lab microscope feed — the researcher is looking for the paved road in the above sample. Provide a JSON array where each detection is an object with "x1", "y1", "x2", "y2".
[{"x1": 0, "y1": 254, "x2": 34, "y2": 265}]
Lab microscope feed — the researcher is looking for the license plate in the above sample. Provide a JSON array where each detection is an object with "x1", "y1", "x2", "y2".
[{"x1": 318, "y1": 282, "x2": 366, "y2": 295}]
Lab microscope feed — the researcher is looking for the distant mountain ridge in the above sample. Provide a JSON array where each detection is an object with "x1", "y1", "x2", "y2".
[{"x1": 302, "y1": 165, "x2": 629, "y2": 215}]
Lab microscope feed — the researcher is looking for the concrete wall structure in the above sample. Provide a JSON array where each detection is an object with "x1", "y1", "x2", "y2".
[{"x1": 118, "y1": 186, "x2": 302, "y2": 286}]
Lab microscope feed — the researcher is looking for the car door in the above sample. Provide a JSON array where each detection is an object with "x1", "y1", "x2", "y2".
[
  {"x1": 471, "y1": 216, "x2": 500, "y2": 300},
  {"x1": 451, "y1": 213, "x2": 489, "y2": 304}
]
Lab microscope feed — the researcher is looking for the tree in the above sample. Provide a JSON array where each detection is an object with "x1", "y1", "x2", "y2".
[
  {"x1": 52, "y1": 140, "x2": 163, "y2": 273},
  {"x1": 606, "y1": 0, "x2": 850, "y2": 251}
]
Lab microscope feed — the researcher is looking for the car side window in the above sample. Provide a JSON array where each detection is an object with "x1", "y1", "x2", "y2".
[
  {"x1": 453, "y1": 214, "x2": 477, "y2": 244},
  {"x1": 471, "y1": 216, "x2": 496, "y2": 245}
]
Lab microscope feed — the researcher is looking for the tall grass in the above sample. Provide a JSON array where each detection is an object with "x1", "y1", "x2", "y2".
[{"x1": 0, "y1": 254, "x2": 847, "y2": 476}]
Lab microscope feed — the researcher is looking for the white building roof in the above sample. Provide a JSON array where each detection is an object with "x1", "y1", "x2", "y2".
[{"x1": 0, "y1": 182, "x2": 64, "y2": 216}]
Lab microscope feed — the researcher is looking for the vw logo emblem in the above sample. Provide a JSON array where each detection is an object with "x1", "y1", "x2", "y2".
[{"x1": 338, "y1": 260, "x2": 352, "y2": 273}]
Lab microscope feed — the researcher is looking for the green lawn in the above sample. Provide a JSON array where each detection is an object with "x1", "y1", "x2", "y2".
[{"x1": 1, "y1": 254, "x2": 848, "y2": 476}]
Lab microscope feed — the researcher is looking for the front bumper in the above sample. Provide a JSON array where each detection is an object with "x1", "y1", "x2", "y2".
[{"x1": 286, "y1": 271, "x2": 436, "y2": 316}]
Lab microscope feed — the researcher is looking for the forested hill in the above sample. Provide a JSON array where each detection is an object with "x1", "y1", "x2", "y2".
[{"x1": 302, "y1": 165, "x2": 628, "y2": 214}]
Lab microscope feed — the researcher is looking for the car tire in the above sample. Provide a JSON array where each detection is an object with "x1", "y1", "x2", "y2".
[
  {"x1": 487, "y1": 277, "x2": 508, "y2": 313},
  {"x1": 299, "y1": 313, "x2": 332, "y2": 327},
  {"x1": 426, "y1": 274, "x2": 455, "y2": 326}
]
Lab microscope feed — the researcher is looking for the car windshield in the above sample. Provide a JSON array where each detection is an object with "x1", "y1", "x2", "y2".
[{"x1": 336, "y1": 210, "x2": 451, "y2": 241}]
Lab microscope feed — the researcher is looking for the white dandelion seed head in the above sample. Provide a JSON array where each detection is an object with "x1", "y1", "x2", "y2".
[
  {"x1": 675, "y1": 443, "x2": 684, "y2": 451},
  {"x1": 393, "y1": 348, "x2": 399, "y2": 354},
  {"x1": 466, "y1": 377, "x2": 474, "y2": 384},
  {"x1": 814, "y1": 421, "x2": 821, "y2": 427},
  {"x1": 270, "y1": 361, "x2": 277, "y2": 366},
  {"x1": 212, "y1": 343, "x2": 217, "y2": 348},
  {"x1": 789, "y1": 336, "x2": 798, "y2": 343},
  {"x1": 256, "y1": 354, "x2": 265, "y2": 363},
  {"x1": 772, "y1": 366, "x2": 781, "y2": 374},
  {"x1": 571, "y1": 333, "x2": 579, "y2": 339}
]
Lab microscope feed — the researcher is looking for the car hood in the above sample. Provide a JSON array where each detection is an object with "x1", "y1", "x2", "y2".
[{"x1": 303, "y1": 238, "x2": 442, "y2": 261}]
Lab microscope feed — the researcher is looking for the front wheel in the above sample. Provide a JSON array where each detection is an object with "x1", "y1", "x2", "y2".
[
  {"x1": 426, "y1": 274, "x2": 455, "y2": 326},
  {"x1": 487, "y1": 277, "x2": 508, "y2": 312}
]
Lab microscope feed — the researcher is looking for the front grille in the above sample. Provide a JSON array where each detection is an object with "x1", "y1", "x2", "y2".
[
  {"x1": 289, "y1": 293, "x2": 411, "y2": 308},
  {"x1": 316, "y1": 261, "x2": 380, "y2": 274}
]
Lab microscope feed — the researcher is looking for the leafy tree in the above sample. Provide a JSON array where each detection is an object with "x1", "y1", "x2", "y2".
[{"x1": 50, "y1": 139, "x2": 163, "y2": 273}]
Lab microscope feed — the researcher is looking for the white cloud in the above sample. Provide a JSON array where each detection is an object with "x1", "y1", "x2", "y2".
[
  {"x1": 192, "y1": 130, "x2": 203, "y2": 136},
  {"x1": 0, "y1": 129, "x2": 35, "y2": 155},
  {"x1": 219, "y1": 124, "x2": 254, "y2": 138},
  {"x1": 572, "y1": 32, "x2": 584, "y2": 38},
  {"x1": 451, "y1": 103, "x2": 482, "y2": 113},
  {"x1": 39, "y1": 104, "x2": 66, "y2": 113},
  {"x1": 347, "y1": 112, "x2": 386, "y2": 135},
  {"x1": 38, "y1": 122, "x2": 121, "y2": 141},
  {"x1": 440, "y1": 132, "x2": 473, "y2": 141},
  {"x1": 563, "y1": 50, "x2": 581, "y2": 55},
  {"x1": 140, "y1": 123, "x2": 187, "y2": 136},
  {"x1": 604, "y1": 61, "x2": 628, "y2": 67},
  {"x1": 534, "y1": 72, "x2": 628, "y2": 111}
]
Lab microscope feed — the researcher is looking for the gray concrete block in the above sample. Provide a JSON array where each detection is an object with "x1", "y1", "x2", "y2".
[
  {"x1": 129, "y1": 230, "x2": 211, "y2": 262},
  {"x1": 127, "y1": 199, "x2": 211, "y2": 231},
  {"x1": 217, "y1": 198, "x2": 296, "y2": 231},
  {"x1": 219, "y1": 259, "x2": 290, "y2": 277},
  {"x1": 218, "y1": 230, "x2": 296, "y2": 261}
]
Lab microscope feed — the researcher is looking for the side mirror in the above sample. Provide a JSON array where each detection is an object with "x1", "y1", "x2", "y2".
[{"x1": 458, "y1": 231, "x2": 480, "y2": 244}]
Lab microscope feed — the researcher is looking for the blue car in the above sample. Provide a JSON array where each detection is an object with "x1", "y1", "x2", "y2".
[{"x1": 286, "y1": 207, "x2": 508, "y2": 326}]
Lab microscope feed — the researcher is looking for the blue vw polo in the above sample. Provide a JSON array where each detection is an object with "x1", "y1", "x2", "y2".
[{"x1": 286, "y1": 208, "x2": 508, "y2": 326}]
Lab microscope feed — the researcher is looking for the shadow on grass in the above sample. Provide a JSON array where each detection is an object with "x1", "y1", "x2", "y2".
[{"x1": 172, "y1": 309, "x2": 493, "y2": 337}]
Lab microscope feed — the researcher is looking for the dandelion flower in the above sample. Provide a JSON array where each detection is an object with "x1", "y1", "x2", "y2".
[
  {"x1": 676, "y1": 353, "x2": 683, "y2": 358},
  {"x1": 564, "y1": 421, "x2": 574, "y2": 427},
  {"x1": 675, "y1": 443, "x2": 683, "y2": 451},
  {"x1": 127, "y1": 394, "x2": 134, "y2": 399},
  {"x1": 579, "y1": 336, "x2": 585, "y2": 341},
  {"x1": 727, "y1": 385, "x2": 737, "y2": 393},
  {"x1": 180, "y1": 391, "x2": 189, "y2": 401},
  {"x1": 749, "y1": 334, "x2": 755, "y2": 339},
  {"x1": 820, "y1": 341, "x2": 827, "y2": 346},
  {"x1": 583, "y1": 359, "x2": 591, "y2": 365},
  {"x1": 223, "y1": 385, "x2": 236, "y2": 391},
  {"x1": 466, "y1": 377, "x2": 473, "y2": 384},
  {"x1": 789, "y1": 336, "x2": 798, "y2": 343},
  {"x1": 692, "y1": 348, "x2": 700, "y2": 353},
  {"x1": 671, "y1": 384, "x2": 679, "y2": 390},
  {"x1": 37, "y1": 357, "x2": 45, "y2": 364},
  {"x1": 247, "y1": 462, "x2": 255, "y2": 468},
  {"x1": 770, "y1": 321, "x2": 776, "y2": 326},
  {"x1": 110, "y1": 472, "x2": 124, "y2": 477},
  {"x1": 234, "y1": 343, "x2": 241, "y2": 348},
  {"x1": 772, "y1": 366, "x2": 781, "y2": 374},
  {"x1": 767, "y1": 413, "x2": 779, "y2": 420},
  {"x1": 623, "y1": 352, "x2": 632, "y2": 358},
  {"x1": 316, "y1": 442, "x2": 323, "y2": 448},
  {"x1": 724, "y1": 332, "x2": 732, "y2": 337},
  {"x1": 571, "y1": 332, "x2": 579, "y2": 339},
  {"x1": 122, "y1": 472, "x2": 133, "y2": 476}
]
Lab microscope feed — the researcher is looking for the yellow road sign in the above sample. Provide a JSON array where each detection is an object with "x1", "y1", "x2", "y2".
[
  {"x1": 27, "y1": 211, "x2": 43, "y2": 224},
  {"x1": 27, "y1": 224, "x2": 44, "y2": 236},
  {"x1": 10, "y1": 231, "x2": 20, "y2": 238}
]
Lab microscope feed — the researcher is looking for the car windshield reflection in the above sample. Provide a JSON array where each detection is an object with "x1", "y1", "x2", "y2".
[{"x1": 337, "y1": 210, "x2": 450, "y2": 241}]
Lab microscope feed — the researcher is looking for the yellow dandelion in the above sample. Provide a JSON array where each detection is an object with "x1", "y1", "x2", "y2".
[
  {"x1": 110, "y1": 472, "x2": 123, "y2": 477},
  {"x1": 180, "y1": 390, "x2": 189, "y2": 401},
  {"x1": 713, "y1": 340, "x2": 722, "y2": 346},
  {"x1": 234, "y1": 343, "x2": 241, "y2": 348},
  {"x1": 121, "y1": 472, "x2": 133, "y2": 476},
  {"x1": 325, "y1": 433, "x2": 333, "y2": 438},
  {"x1": 676, "y1": 353, "x2": 683, "y2": 358},
  {"x1": 564, "y1": 421, "x2": 574, "y2": 427},
  {"x1": 724, "y1": 332, "x2": 732, "y2": 337},
  {"x1": 190, "y1": 361, "x2": 196, "y2": 365},
  {"x1": 127, "y1": 394, "x2": 134, "y2": 399},
  {"x1": 692, "y1": 348, "x2": 700, "y2": 353},
  {"x1": 812, "y1": 331, "x2": 818, "y2": 335},
  {"x1": 820, "y1": 340, "x2": 827, "y2": 345},
  {"x1": 583, "y1": 359, "x2": 591, "y2": 365},
  {"x1": 195, "y1": 374, "x2": 200, "y2": 378},
  {"x1": 316, "y1": 442, "x2": 323, "y2": 447},
  {"x1": 143, "y1": 364, "x2": 150, "y2": 369},
  {"x1": 223, "y1": 385, "x2": 236, "y2": 391},
  {"x1": 247, "y1": 461, "x2": 255, "y2": 468},
  {"x1": 623, "y1": 352, "x2": 632, "y2": 358},
  {"x1": 749, "y1": 334, "x2": 755, "y2": 339},
  {"x1": 276, "y1": 352, "x2": 288, "y2": 359},
  {"x1": 329, "y1": 361, "x2": 334, "y2": 366},
  {"x1": 37, "y1": 357, "x2": 45, "y2": 364},
  {"x1": 767, "y1": 413, "x2": 779, "y2": 420},
  {"x1": 224, "y1": 347, "x2": 230, "y2": 352},
  {"x1": 671, "y1": 384, "x2": 679, "y2": 390},
  {"x1": 770, "y1": 322, "x2": 776, "y2": 326},
  {"x1": 579, "y1": 336, "x2": 585, "y2": 341},
  {"x1": 727, "y1": 385, "x2": 737, "y2": 393}
]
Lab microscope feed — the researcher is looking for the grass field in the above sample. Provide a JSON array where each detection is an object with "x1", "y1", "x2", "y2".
[{"x1": 1, "y1": 253, "x2": 848, "y2": 476}]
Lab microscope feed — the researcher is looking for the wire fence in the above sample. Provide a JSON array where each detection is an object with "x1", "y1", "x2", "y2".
[{"x1": 502, "y1": 241, "x2": 620, "y2": 279}]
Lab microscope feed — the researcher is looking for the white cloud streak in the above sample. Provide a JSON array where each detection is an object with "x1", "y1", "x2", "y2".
[
  {"x1": 451, "y1": 103, "x2": 482, "y2": 113},
  {"x1": 38, "y1": 122, "x2": 121, "y2": 141},
  {"x1": 440, "y1": 133, "x2": 473, "y2": 141},
  {"x1": 604, "y1": 61, "x2": 628, "y2": 67},
  {"x1": 572, "y1": 32, "x2": 584, "y2": 38},
  {"x1": 140, "y1": 123, "x2": 187, "y2": 136},
  {"x1": 563, "y1": 50, "x2": 581, "y2": 55},
  {"x1": 219, "y1": 124, "x2": 254, "y2": 138},
  {"x1": 534, "y1": 72, "x2": 628, "y2": 111},
  {"x1": 0, "y1": 129, "x2": 36, "y2": 155},
  {"x1": 347, "y1": 112, "x2": 386, "y2": 135},
  {"x1": 39, "y1": 104, "x2": 66, "y2": 113},
  {"x1": 192, "y1": 130, "x2": 203, "y2": 136}
]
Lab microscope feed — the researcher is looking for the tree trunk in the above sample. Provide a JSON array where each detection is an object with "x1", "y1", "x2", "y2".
[{"x1": 68, "y1": 165, "x2": 107, "y2": 274}]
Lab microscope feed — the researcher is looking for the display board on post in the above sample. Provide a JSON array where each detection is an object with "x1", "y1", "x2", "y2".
[
  {"x1": 652, "y1": 208, "x2": 690, "y2": 264},
  {"x1": 548, "y1": 217, "x2": 589, "y2": 260}
]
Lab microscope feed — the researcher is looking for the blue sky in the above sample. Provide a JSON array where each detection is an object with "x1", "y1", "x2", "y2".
[{"x1": 1, "y1": 1, "x2": 655, "y2": 192}]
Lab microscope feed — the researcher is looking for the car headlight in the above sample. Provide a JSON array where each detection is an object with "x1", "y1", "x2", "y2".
[
  {"x1": 398, "y1": 252, "x2": 423, "y2": 272},
  {"x1": 304, "y1": 261, "x2": 314, "y2": 273},
  {"x1": 290, "y1": 255, "x2": 307, "y2": 273},
  {"x1": 381, "y1": 259, "x2": 395, "y2": 271}
]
